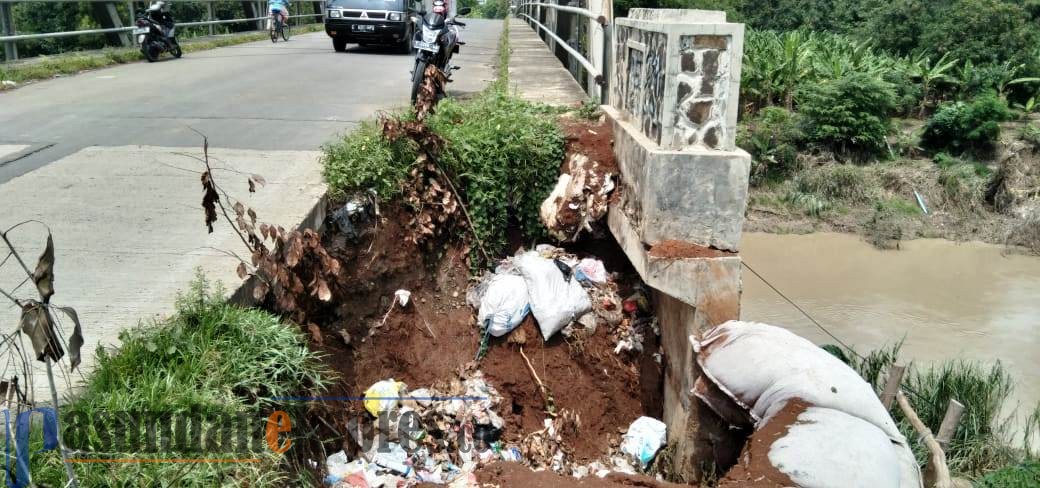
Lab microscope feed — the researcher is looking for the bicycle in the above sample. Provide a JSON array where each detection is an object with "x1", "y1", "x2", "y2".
[{"x1": 270, "y1": 9, "x2": 290, "y2": 42}]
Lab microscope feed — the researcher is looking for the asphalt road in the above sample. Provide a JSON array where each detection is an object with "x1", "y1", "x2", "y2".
[{"x1": 0, "y1": 20, "x2": 502, "y2": 184}]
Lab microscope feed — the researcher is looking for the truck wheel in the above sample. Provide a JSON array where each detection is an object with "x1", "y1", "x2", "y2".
[{"x1": 333, "y1": 37, "x2": 347, "y2": 52}]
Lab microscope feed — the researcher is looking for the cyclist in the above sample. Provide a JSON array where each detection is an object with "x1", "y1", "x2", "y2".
[{"x1": 269, "y1": 0, "x2": 290, "y2": 32}]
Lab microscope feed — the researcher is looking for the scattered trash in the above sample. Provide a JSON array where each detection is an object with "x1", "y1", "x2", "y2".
[
  {"x1": 330, "y1": 189, "x2": 378, "y2": 240},
  {"x1": 363, "y1": 379, "x2": 405, "y2": 417},
  {"x1": 619, "y1": 416, "x2": 667, "y2": 469},
  {"x1": 540, "y1": 153, "x2": 616, "y2": 241},
  {"x1": 338, "y1": 329, "x2": 352, "y2": 346},
  {"x1": 476, "y1": 274, "x2": 531, "y2": 337},
  {"x1": 1, "y1": 80, "x2": 16, "y2": 88},
  {"x1": 395, "y1": 289, "x2": 412, "y2": 307},
  {"x1": 574, "y1": 258, "x2": 608, "y2": 284},
  {"x1": 372, "y1": 442, "x2": 412, "y2": 476}
]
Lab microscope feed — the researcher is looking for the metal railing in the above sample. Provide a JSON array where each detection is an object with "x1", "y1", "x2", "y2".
[
  {"x1": 514, "y1": 0, "x2": 612, "y2": 102},
  {"x1": 0, "y1": 1, "x2": 327, "y2": 62}
]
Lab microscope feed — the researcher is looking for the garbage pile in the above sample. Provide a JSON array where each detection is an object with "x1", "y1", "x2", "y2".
[
  {"x1": 694, "y1": 321, "x2": 923, "y2": 488},
  {"x1": 540, "y1": 153, "x2": 616, "y2": 242},
  {"x1": 467, "y1": 244, "x2": 656, "y2": 356},
  {"x1": 327, "y1": 370, "x2": 510, "y2": 487}
]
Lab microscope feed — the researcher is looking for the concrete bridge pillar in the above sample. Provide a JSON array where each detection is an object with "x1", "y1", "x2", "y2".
[{"x1": 603, "y1": 8, "x2": 750, "y2": 481}]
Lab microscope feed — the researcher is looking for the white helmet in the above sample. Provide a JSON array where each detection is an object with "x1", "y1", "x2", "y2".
[{"x1": 148, "y1": 1, "x2": 169, "y2": 12}]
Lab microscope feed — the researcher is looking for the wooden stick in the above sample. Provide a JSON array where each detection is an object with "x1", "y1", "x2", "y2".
[
  {"x1": 897, "y1": 390, "x2": 953, "y2": 488},
  {"x1": 880, "y1": 364, "x2": 906, "y2": 410},
  {"x1": 937, "y1": 399, "x2": 965, "y2": 451},
  {"x1": 519, "y1": 346, "x2": 556, "y2": 417}
]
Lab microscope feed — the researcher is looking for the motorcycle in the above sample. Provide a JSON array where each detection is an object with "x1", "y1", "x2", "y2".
[
  {"x1": 134, "y1": 11, "x2": 181, "y2": 62},
  {"x1": 409, "y1": 1, "x2": 471, "y2": 105}
]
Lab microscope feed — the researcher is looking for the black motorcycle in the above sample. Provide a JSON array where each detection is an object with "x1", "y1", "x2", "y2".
[
  {"x1": 409, "y1": 1, "x2": 471, "y2": 105},
  {"x1": 134, "y1": 12, "x2": 181, "y2": 62}
]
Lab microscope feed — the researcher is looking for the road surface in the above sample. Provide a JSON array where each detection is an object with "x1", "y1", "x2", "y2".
[{"x1": 0, "y1": 21, "x2": 502, "y2": 397}]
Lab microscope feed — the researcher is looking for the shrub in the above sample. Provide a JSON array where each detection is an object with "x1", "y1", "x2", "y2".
[
  {"x1": 1021, "y1": 124, "x2": 1040, "y2": 148},
  {"x1": 794, "y1": 164, "x2": 876, "y2": 203},
  {"x1": 796, "y1": 72, "x2": 896, "y2": 156},
  {"x1": 737, "y1": 107, "x2": 805, "y2": 182},
  {"x1": 320, "y1": 119, "x2": 417, "y2": 201},
  {"x1": 427, "y1": 89, "x2": 565, "y2": 253},
  {"x1": 921, "y1": 93, "x2": 1012, "y2": 153}
]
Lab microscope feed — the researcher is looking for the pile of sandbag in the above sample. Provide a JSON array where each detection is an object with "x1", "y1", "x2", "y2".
[{"x1": 693, "y1": 321, "x2": 922, "y2": 488}]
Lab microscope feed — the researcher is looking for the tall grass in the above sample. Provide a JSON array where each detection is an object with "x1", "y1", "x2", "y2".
[
  {"x1": 28, "y1": 273, "x2": 329, "y2": 487},
  {"x1": 828, "y1": 343, "x2": 1039, "y2": 479}
]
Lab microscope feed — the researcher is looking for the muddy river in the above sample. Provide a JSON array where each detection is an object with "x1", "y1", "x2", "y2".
[{"x1": 739, "y1": 232, "x2": 1040, "y2": 427}]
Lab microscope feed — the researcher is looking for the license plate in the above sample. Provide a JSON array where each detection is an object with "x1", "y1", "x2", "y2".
[
  {"x1": 413, "y1": 40, "x2": 436, "y2": 52},
  {"x1": 352, "y1": 24, "x2": 374, "y2": 32},
  {"x1": 133, "y1": 27, "x2": 149, "y2": 34}
]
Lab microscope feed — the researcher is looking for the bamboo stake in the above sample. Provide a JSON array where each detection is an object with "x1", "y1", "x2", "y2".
[
  {"x1": 880, "y1": 363, "x2": 905, "y2": 410},
  {"x1": 936, "y1": 399, "x2": 965, "y2": 451},
  {"x1": 896, "y1": 390, "x2": 953, "y2": 488}
]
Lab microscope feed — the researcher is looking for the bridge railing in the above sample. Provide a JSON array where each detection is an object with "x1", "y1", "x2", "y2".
[
  {"x1": 0, "y1": 0, "x2": 327, "y2": 62},
  {"x1": 514, "y1": 0, "x2": 612, "y2": 103}
]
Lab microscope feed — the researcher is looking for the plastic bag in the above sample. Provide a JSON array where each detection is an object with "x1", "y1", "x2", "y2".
[
  {"x1": 477, "y1": 274, "x2": 531, "y2": 337},
  {"x1": 363, "y1": 379, "x2": 404, "y2": 417},
  {"x1": 620, "y1": 416, "x2": 667, "y2": 468},
  {"x1": 575, "y1": 258, "x2": 608, "y2": 284},
  {"x1": 514, "y1": 252, "x2": 592, "y2": 340}
]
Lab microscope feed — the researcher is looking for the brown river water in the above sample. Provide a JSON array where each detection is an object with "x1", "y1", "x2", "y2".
[{"x1": 740, "y1": 232, "x2": 1040, "y2": 431}]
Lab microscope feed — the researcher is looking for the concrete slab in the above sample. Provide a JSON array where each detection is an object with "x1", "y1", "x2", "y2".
[
  {"x1": 0, "y1": 145, "x2": 324, "y2": 398},
  {"x1": 0, "y1": 144, "x2": 28, "y2": 162},
  {"x1": 507, "y1": 19, "x2": 586, "y2": 106}
]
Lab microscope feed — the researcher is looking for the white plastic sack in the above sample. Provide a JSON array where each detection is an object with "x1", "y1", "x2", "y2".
[
  {"x1": 477, "y1": 274, "x2": 531, "y2": 337},
  {"x1": 514, "y1": 252, "x2": 592, "y2": 340},
  {"x1": 620, "y1": 416, "x2": 667, "y2": 468},
  {"x1": 767, "y1": 406, "x2": 919, "y2": 488},
  {"x1": 693, "y1": 321, "x2": 906, "y2": 443}
]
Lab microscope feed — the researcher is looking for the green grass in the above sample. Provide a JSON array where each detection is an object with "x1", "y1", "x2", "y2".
[
  {"x1": 827, "y1": 343, "x2": 1039, "y2": 480},
  {"x1": 28, "y1": 273, "x2": 328, "y2": 487},
  {"x1": 875, "y1": 196, "x2": 922, "y2": 216},
  {"x1": 794, "y1": 164, "x2": 877, "y2": 203},
  {"x1": 0, "y1": 24, "x2": 324, "y2": 89}
]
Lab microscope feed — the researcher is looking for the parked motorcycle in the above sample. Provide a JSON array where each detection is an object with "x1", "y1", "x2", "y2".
[
  {"x1": 409, "y1": 1, "x2": 471, "y2": 105},
  {"x1": 135, "y1": 2, "x2": 181, "y2": 62}
]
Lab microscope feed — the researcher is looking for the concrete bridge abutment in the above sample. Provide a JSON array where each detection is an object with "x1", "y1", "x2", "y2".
[{"x1": 603, "y1": 8, "x2": 751, "y2": 481}]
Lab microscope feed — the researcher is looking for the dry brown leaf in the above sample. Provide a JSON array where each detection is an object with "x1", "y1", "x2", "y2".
[{"x1": 236, "y1": 262, "x2": 248, "y2": 280}]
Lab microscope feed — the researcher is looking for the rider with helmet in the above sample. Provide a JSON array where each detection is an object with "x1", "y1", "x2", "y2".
[{"x1": 146, "y1": 1, "x2": 175, "y2": 38}]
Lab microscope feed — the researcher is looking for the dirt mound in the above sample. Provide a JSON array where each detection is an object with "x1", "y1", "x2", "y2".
[
  {"x1": 312, "y1": 204, "x2": 662, "y2": 466},
  {"x1": 475, "y1": 461, "x2": 685, "y2": 488}
]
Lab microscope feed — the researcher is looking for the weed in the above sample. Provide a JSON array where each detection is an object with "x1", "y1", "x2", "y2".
[
  {"x1": 875, "y1": 196, "x2": 922, "y2": 217},
  {"x1": 938, "y1": 163, "x2": 986, "y2": 210},
  {"x1": 29, "y1": 273, "x2": 329, "y2": 486},
  {"x1": 975, "y1": 460, "x2": 1040, "y2": 488},
  {"x1": 1021, "y1": 124, "x2": 1040, "y2": 149},
  {"x1": 921, "y1": 93, "x2": 1012, "y2": 154},
  {"x1": 320, "y1": 119, "x2": 418, "y2": 201},
  {"x1": 738, "y1": 107, "x2": 805, "y2": 183},
  {"x1": 575, "y1": 99, "x2": 603, "y2": 120},
  {"x1": 794, "y1": 164, "x2": 876, "y2": 203},
  {"x1": 781, "y1": 190, "x2": 831, "y2": 217}
]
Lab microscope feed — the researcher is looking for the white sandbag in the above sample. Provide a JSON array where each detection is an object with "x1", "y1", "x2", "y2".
[
  {"x1": 620, "y1": 416, "x2": 667, "y2": 468},
  {"x1": 768, "y1": 406, "x2": 915, "y2": 488},
  {"x1": 693, "y1": 321, "x2": 905, "y2": 443},
  {"x1": 514, "y1": 252, "x2": 592, "y2": 340},
  {"x1": 477, "y1": 274, "x2": 531, "y2": 337}
]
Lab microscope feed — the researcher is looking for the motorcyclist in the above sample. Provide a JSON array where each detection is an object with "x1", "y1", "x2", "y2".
[{"x1": 146, "y1": 1, "x2": 174, "y2": 39}]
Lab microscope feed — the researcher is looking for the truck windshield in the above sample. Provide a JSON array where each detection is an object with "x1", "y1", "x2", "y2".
[{"x1": 328, "y1": 0, "x2": 406, "y2": 10}]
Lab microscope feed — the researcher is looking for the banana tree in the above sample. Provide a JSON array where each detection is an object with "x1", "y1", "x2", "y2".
[{"x1": 909, "y1": 51, "x2": 959, "y2": 117}]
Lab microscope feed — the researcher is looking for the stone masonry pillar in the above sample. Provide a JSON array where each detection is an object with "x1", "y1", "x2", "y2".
[{"x1": 603, "y1": 8, "x2": 750, "y2": 481}]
